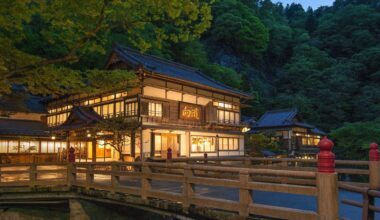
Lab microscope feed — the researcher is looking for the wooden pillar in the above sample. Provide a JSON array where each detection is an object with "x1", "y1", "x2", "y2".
[
  {"x1": 140, "y1": 128, "x2": 144, "y2": 161},
  {"x1": 316, "y1": 137, "x2": 339, "y2": 220},
  {"x1": 131, "y1": 130, "x2": 136, "y2": 158},
  {"x1": 150, "y1": 130, "x2": 155, "y2": 158},
  {"x1": 239, "y1": 170, "x2": 252, "y2": 217},
  {"x1": 92, "y1": 138, "x2": 96, "y2": 163}
]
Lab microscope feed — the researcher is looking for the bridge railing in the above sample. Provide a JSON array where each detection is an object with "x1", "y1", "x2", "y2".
[
  {"x1": 1, "y1": 137, "x2": 379, "y2": 219},
  {"x1": 67, "y1": 161, "x2": 320, "y2": 219}
]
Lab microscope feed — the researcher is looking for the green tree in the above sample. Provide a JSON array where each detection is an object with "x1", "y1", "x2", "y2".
[
  {"x1": 0, "y1": 0, "x2": 213, "y2": 95},
  {"x1": 209, "y1": 0, "x2": 269, "y2": 58},
  {"x1": 331, "y1": 120, "x2": 380, "y2": 160}
]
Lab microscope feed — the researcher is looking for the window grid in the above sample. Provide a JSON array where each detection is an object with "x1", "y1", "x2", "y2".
[{"x1": 148, "y1": 102, "x2": 163, "y2": 117}]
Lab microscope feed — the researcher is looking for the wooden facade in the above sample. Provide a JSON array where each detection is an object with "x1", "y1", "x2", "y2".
[{"x1": 42, "y1": 46, "x2": 251, "y2": 162}]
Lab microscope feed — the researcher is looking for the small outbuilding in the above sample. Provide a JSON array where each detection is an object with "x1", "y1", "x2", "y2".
[{"x1": 248, "y1": 108, "x2": 326, "y2": 158}]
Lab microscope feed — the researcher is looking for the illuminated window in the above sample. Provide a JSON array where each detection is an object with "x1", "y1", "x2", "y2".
[
  {"x1": 125, "y1": 102, "x2": 138, "y2": 116},
  {"x1": 115, "y1": 101, "x2": 124, "y2": 116},
  {"x1": 213, "y1": 101, "x2": 239, "y2": 111},
  {"x1": 102, "y1": 94, "x2": 115, "y2": 102},
  {"x1": 217, "y1": 110, "x2": 240, "y2": 124},
  {"x1": 88, "y1": 98, "x2": 101, "y2": 105},
  {"x1": 8, "y1": 141, "x2": 18, "y2": 153},
  {"x1": 20, "y1": 141, "x2": 39, "y2": 153},
  {"x1": 191, "y1": 136, "x2": 216, "y2": 153},
  {"x1": 219, "y1": 137, "x2": 239, "y2": 151},
  {"x1": 154, "y1": 134, "x2": 162, "y2": 156},
  {"x1": 0, "y1": 140, "x2": 7, "y2": 153},
  {"x1": 148, "y1": 102, "x2": 162, "y2": 117},
  {"x1": 93, "y1": 106, "x2": 101, "y2": 115},
  {"x1": 102, "y1": 103, "x2": 114, "y2": 118},
  {"x1": 122, "y1": 136, "x2": 131, "y2": 154}
]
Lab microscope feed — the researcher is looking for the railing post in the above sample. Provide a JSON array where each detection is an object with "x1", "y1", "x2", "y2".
[
  {"x1": 111, "y1": 163, "x2": 120, "y2": 193},
  {"x1": 366, "y1": 142, "x2": 379, "y2": 220},
  {"x1": 29, "y1": 164, "x2": 37, "y2": 188},
  {"x1": 141, "y1": 163, "x2": 151, "y2": 201},
  {"x1": 183, "y1": 165, "x2": 194, "y2": 212},
  {"x1": 86, "y1": 164, "x2": 93, "y2": 190},
  {"x1": 239, "y1": 170, "x2": 252, "y2": 217},
  {"x1": 369, "y1": 143, "x2": 380, "y2": 190},
  {"x1": 316, "y1": 137, "x2": 339, "y2": 220},
  {"x1": 67, "y1": 163, "x2": 74, "y2": 188}
]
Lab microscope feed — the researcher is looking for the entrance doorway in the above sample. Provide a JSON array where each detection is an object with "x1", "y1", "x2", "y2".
[{"x1": 154, "y1": 134, "x2": 180, "y2": 158}]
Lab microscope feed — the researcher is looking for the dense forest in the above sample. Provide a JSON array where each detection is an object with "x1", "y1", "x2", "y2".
[{"x1": 2, "y1": 0, "x2": 380, "y2": 159}]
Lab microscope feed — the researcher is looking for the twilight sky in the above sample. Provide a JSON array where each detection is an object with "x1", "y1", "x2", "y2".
[{"x1": 277, "y1": 0, "x2": 334, "y2": 9}]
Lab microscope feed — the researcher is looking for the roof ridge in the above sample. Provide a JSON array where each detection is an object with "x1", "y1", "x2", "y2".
[
  {"x1": 264, "y1": 108, "x2": 298, "y2": 113},
  {"x1": 116, "y1": 45, "x2": 200, "y2": 72},
  {"x1": 113, "y1": 44, "x2": 251, "y2": 97}
]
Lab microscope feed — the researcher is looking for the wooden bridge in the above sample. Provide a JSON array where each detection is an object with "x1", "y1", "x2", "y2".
[{"x1": 0, "y1": 138, "x2": 379, "y2": 220}]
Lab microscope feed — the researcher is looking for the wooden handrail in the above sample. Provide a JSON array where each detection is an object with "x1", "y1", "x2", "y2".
[{"x1": 0, "y1": 159, "x2": 376, "y2": 219}]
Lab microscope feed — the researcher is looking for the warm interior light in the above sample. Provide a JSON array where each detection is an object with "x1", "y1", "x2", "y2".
[
  {"x1": 87, "y1": 133, "x2": 91, "y2": 138},
  {"x1": 242, "y1": 127, "x2": 251, "y2": 133},
  {"x1": 51, "y1": 135, "x2": 56, "y2": 140},
  {"x1": 98, "y1": 140, "x2": 105, "y2": 148}
]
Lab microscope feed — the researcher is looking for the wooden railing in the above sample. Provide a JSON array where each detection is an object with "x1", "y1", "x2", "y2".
[
  {"x1": 0, "y1": 139, "x2": 379, "y2": 220},
  {"x1": 0, "y1": 161, "x2": 329, "y2": 219}
]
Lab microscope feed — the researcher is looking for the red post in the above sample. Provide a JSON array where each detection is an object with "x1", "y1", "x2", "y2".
[
  {"x1": 317, "y1": 136, "x2": 335, "y2": 173},
  {"x1": 369, "y1": 142, "x2": 379, "y2": 161},
  {"x1": 316, "y1": 136, "x2": 339, "y2": 219},
  {"x1": 68, "y1": 147, "x2": 75, "y2": 163},
  {"x1": 167, "y1": 147, "x2": 172, "y2": 160}
]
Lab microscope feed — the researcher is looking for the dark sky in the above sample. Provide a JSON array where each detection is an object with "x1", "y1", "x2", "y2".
[{"x1": 277, "y1": 0, "x2": 334, "y2": 9}]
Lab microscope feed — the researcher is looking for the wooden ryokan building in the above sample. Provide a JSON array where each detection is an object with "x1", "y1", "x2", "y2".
[{"x1": 0, "y1": 45, "x2": 251, "y2": 162}]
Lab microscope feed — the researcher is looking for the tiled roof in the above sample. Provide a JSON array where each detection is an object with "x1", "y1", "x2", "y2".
[
  {"x1": 250, "y1": 108, "x2": 327, "y2": 135},
  {"x1": 0, "y1": 92, "x2": 47, "y2": 114},
  {"x1": 113, "y1": 45, "x2": 250, "y2": 98},
  {"x1": 255, "y1": 108, "x2": 299, "y2": 128},
  {"x1": 0, "y1": 118, "x2": 49, "y2": 137},
  {"x1": 51, "y1": 106, "x2": 103, "y2": 131}
]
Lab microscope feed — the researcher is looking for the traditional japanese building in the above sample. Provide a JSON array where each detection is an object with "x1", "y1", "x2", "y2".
[
  {"x1": 0, "y1": 90, "x2": 67, "y2": 163},
  {"x1": 0, "y1": 45, "x2": 251, "y2": 163},
  {"x1": 248, "y1": 109, "x2": 326, "y2": 158}
]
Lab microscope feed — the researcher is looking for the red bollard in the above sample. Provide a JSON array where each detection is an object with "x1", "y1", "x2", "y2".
[
  {"x1": 317, "y1": 136, "x2": 335, "y2": 173},
  {"x1": 167, "y1": 147, "x2": 172, "y2": 160},
  {"x1": 369, "y1": 142, "x2": 379, "y2": 161},
  {"x1": 68, "y1": 147, "x2": 75, "y2": 163}
]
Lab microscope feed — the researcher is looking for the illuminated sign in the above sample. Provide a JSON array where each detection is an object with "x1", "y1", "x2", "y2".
[{"x1": 179, "y1": 103, "x2": 201, "y2": 121}]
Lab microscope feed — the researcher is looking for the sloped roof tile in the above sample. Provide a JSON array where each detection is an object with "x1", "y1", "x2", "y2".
[{"x1": 113, "y1": 45, "x2": 250, "y2": 98}]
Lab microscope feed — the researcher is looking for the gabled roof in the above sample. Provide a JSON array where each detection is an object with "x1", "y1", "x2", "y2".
[
  {"x1": 251, "y1": 108, "x2": 327, "y2": 135},
  {"x1": 255, "y1": 108, "x2": 300, "y2": 128},
  {"x1": 111, "y1": 45, "x2": 250, "y2": 98},
  {"x1": 0, "y1": 118, "x2": 49, "y2": 137},
  {"x1": 51, "y1": 106, "x2": 103, "y2": 131}
]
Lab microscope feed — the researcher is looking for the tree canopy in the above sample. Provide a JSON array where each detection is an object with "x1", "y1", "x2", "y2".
[{"x1": 0, "y1": 0, "x2": 213, "y2": 95}]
